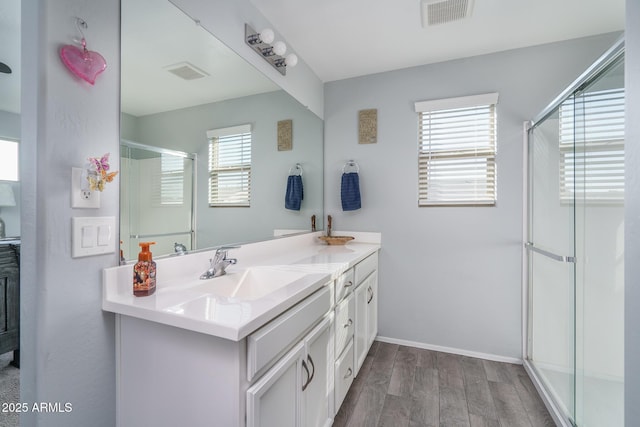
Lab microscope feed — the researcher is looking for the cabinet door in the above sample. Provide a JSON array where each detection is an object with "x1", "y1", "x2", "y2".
[
  {"x1": 303, "y1": 314, "x2": 334, "y2": 427},
  {"x1": 366, "y1": 271, "x2": 378, "y2": 349},
  {"x1": 353, "y1": 281, "x2": 368, "y2": 376},
  {"x1": 0, "y1": 264, "x2": 19, "y2": 355},
  {"x1": 247, "y1": 341, "x2": 305, "y2": 427}
]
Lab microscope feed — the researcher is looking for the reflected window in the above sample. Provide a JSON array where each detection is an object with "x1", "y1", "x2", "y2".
[
  {"x1": 158, "y1": 154, "x2": 184, "y2": 205},
  {"x1": 206, "y1": 124, "x2": 252, "y2": 207},
  {"x1": 560, "y1": 88, "x2": 625, "y2": 202},
  {"x1": 0, "y1": 139, "x2": 19, "y2": 181}
]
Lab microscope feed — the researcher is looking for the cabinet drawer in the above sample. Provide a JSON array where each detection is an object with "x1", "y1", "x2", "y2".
[
  {"x1": 354, "y1": 253, "x2": 377, "y2": 285},
  {"x1": 247, "y1": 285, "x2": 332, "y2": 382},
  {"x1": 334, "y1": 292, "x2": 354, "y2": 357},
  {"x1": 334, "y1": 339, "x2": 354, "y2": 413},
  {"x1": 335, "y1": 268, "x2": 355, "y2": 304}
]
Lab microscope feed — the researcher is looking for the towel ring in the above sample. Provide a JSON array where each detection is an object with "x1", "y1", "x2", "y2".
[
  {"x1": 342, "y1": 160, "x2": 359, "y2": 173},
  {"x1": 289, "y1": 163, "x2": 303, "y2": 176}
]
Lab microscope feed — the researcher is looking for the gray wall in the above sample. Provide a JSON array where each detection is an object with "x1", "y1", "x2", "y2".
[
  {"x1": 21, "y1": 0, "x2": 120, "y2": 425},
  {"x1": 625, "y1": 0, "x2": 639, "y2": 423},
  {"x1": 324, "y1": 33, "x2": 621, "y2": 360}
]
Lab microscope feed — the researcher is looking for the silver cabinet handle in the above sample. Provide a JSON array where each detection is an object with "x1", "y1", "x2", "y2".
[
  {"x1": 367, "y1": 286, "x2": 374, "y2": 304},
  {"x1": 344, "y1": 280, "x2": 353, "y2": 288},
  {"x1": 344, "y1": 318, "x2": 353, "y2": 328},
  {"x1": 301, "y1": 359, "x2": 310, "y2": 391},
  {"x1": 307, "y1": 354, "x2": 315, "y2": 386},
  {"x1": 344, "y1": 368, "x2": 353, "y2": 379}
]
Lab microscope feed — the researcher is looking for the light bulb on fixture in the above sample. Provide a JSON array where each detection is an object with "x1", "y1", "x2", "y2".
[
  {"x1": 285, "y1": 53, "x2": 298, "y2": 67},
  {"x1": 247, "y1": 27, "x2": 275, "y2": 45},
  {"x1": 259, "y1": 28, "x2": 275, "y2": 44},
  {"x1": 272, "y1": 41, "x2": 287, "y2": 56}
]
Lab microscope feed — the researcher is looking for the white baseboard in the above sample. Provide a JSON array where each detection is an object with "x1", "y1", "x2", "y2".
[{"x1": 375, "y1": 336, "x2": 522, "y2": 365}]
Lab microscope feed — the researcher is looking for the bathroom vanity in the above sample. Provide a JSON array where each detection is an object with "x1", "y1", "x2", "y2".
[{"x1": 103, "y1": 231, "x2": 380, "y2": 427}]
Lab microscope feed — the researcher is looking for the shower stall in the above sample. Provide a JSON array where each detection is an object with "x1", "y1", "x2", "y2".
[
  {"x1": 120, "y1": 140, "x2": 196, "y2": 260},
  {"x1": 525, "y1": 39, "x2": 625, "y2": 427}
]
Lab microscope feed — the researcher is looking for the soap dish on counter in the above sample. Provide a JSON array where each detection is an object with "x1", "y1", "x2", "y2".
[{"x1": 318, "y1": 236, "x2": 354, "y2": 245}]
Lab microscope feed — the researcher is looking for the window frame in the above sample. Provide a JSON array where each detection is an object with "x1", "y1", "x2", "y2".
[
  {"x1": 415, "y1": 93, "x2": 499, "y2": 207},
  {"x1": 206, "y1": 124, "x2": 252, "y2": 207}
]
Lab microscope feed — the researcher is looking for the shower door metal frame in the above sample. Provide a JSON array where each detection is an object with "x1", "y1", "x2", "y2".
[
  {"x1": 522, "y1": 36, "x2": 625, "y2": 427},
  {"x1": 120, "y1": 139, "x2": 198, "y2": 256}
]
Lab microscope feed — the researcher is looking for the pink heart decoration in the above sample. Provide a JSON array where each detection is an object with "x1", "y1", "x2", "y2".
[{"x1": 60, "y1": 44, "x2": 107, "y2": 85}]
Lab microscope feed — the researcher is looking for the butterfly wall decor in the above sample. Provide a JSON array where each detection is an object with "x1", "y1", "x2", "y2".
[{"x1": 87, "y1": 153, "x2": 118, "y2": 192}]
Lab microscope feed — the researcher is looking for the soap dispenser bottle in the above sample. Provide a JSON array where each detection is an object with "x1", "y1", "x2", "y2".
[{"x1": 133, "y1": 242, "x2": 157, "y2": 297}]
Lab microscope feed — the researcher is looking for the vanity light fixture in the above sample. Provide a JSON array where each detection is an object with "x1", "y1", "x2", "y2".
[{"x1": 245, "y1": 24, "x2": 298, "y2": 76}]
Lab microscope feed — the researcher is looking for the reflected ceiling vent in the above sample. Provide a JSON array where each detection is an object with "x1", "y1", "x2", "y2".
[
  {"x1": 421, "y1": 0, "x2": 474, "y2": 27},
  {"x1": 164, "y1": 62, "x2": 209, "y2": 80}
]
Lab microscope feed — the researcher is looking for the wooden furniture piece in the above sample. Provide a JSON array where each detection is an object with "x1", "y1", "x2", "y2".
[{"x1": 0, "y1": 239, "x2": 19, "y2": 367}]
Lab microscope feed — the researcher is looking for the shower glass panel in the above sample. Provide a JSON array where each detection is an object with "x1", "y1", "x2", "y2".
[
  {"x1": 526, "y1": 41, "x2": 624, "y2": 427},
  {"x1": 120, "y1": 141, "x2": 195, "y2": 260},
  {"x1": 528, "y1": 103, "x2": 576, "y2": 421}
]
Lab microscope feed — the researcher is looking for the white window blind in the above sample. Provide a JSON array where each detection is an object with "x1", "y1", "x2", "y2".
[
  {"x1": 415, "y1": 93, "x2": 498, "y2": 206},
  {"x1": 159, "y1": 154, "x2": 184, "y2": 205},
  {"x1": 207, "y1": 124, "x2": 252, "y2": 207},
  {"x1": 559, "y1": 88, "x2": 625, "y2": 202}
]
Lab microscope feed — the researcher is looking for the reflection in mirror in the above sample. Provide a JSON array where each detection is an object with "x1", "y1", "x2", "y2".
[
  {"x1": 120, "y1": 141, "x2": 195, "y2": 260},
  {"x1": 121, "y1": 0, "x2": 324, "y2": 260}
]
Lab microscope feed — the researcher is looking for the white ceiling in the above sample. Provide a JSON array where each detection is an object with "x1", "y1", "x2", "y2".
[
  {"x1": 250, "y1": 0, "x2": 625, "y2": 82},
  {"x1": 0, "y1": 0, "x2": 626, "y2": 116}
]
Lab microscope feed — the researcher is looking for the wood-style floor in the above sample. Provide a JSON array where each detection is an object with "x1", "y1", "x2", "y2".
[{"x1": 333, "y1": 341, "x2": 556, "y2": 427}]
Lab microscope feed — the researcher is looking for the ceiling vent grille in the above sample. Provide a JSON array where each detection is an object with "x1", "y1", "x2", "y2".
[
  {"x1": 164, "y1": 62, "x2": 209, "y2": 80},
  {"x1": 421, "y1": 0, "x2": 474, "y2": 27}
]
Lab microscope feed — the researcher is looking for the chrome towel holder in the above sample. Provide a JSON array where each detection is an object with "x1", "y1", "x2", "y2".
[
  {"x1": 289, "y1": 163, "x2": 303, "y2": 176},
  {"x1": 342, "y1": 160, "x2": 359, "y2": 173}
]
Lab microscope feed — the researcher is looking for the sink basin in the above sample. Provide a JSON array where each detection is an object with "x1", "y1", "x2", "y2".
[{"x1": 188, "y1": 267, "x2": 308, "y2": 300}]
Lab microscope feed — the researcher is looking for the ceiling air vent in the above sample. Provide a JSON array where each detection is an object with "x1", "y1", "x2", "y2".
[
  {"x1": 421, "y1": 0, "x2": 474, "y2": 27},
  {"x1": 164, "y1": 62, "x2": 209, "y2": 80}
]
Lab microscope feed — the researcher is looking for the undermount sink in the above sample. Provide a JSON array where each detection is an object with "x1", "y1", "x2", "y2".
[{"x1": 188, "y1": 267, "x2": 309, "y2": 300}]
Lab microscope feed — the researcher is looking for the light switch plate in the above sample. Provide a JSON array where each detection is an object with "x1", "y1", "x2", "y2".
[
  {"x1": 71, "y1": 167, "x2": 100, "y2": 209},
  {"x1": 72, "y1": 216, "x2": 116, "y2": 258}
]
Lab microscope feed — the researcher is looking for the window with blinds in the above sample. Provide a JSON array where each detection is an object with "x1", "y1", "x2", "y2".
[
  {"x1": 415, "y1": 93, "x2": 498, "y2": 206},
  {"x1": 207, "y1": 124, "x2": 252, "y2": 207},
  {"x1": 159, "y1": 154, "x2": 184, "y2": 205},
  {"x1": 559, "y1": 88, "x2": 625, "y2": 202}
]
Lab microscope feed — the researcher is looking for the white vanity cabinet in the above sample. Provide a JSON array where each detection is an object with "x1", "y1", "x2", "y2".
[
  {"x1": 247, "y1": 313, "x2": 334, "y2": 427},
  {"x1": 105, "y1": 233, "x2": 381, "y2": 427},
  {"x1": 353, "y1": 253, "x2": 378, "y2": 375}
]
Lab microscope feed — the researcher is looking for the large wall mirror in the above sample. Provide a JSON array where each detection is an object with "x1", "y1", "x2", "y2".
[{"x1": 120, "y1": 0, "x2": 324, "y2": 260}]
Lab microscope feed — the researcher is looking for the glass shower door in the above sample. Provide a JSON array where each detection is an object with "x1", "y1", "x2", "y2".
[
  {"x1": 526, "y1": 41, "x2": 625, "y2": 427},
  {"x1": 527, "y1": 107, "x2": 577, "y2": 423}
]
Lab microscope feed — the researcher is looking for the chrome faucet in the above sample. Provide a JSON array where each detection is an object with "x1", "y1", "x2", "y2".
[
  {"x1": 200, "y1": 247, "x2": 238, "y2": 279},
  {"x1": 174, "y1": 242, "x2": 188, "y2": 256}
]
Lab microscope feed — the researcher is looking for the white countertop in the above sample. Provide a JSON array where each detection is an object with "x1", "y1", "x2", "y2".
[{"x1": 103, "y1": 232, "x2": 380, "y2": 341}]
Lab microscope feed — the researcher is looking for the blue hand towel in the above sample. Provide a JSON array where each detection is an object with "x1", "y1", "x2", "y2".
[
  {"x1": 341, "y1": 172, "x2": 361, "y2": 211},
  {"x1": 285, "y1": 175, "x2": 303, "y2": 211}
]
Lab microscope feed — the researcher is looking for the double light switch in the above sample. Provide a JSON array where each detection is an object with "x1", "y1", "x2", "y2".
[{"x1": 72, "y1": 216, "x2": 116, "y2": 258}]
